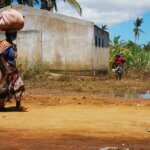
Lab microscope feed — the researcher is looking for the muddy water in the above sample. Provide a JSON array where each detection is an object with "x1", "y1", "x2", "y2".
[
  {"x1": 139, "y1": 93, "x2": 150, "y2": 99},
  {"x1": 110, "y1": 92, "x2": 150, "y2": 100},
  {"x1": 124, "y1": 93, "x2": 150, "y2": 100}
]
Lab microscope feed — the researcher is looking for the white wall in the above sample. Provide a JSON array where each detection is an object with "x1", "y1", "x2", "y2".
[{"x1": 0, "y1": 5, "x2": 110, "y2": 71}]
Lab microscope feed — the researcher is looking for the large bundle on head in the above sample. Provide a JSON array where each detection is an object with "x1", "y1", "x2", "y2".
[{"x1": 0, "y1": 9, "x2": 24, "y2": 31}]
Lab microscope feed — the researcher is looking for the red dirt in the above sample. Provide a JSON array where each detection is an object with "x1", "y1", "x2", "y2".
[{"x1": 0, "y1": 89, "x2": 150, "y2": 150}]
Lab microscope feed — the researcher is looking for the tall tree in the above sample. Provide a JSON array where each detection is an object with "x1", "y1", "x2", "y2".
[
  {"x1": 101, "y1": 24, "x2": 108, "y2": 31},
  {"x1": 133, "y1": 17, "x2": 144, "y2": 44},
  {"x1": 0, "y1": 0, "x2": 11, "y2": 8},
  {"x1": 41, "y1": 0, "x2": 57, "y2": 11},
  {"x1": 17, "y1": 0, "x2": 39, "y2": 6},
  {"x1": 143, "y1": 41, "x2": 150, "y2": 52},
  {"x1": 0, "y1": 0, "x2": 39, "y2": 8},
  {"x1": 41, "y1": 0, "x2": 82, "y2": 16}
]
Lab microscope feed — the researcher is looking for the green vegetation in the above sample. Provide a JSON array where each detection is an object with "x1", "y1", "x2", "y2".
[
  {"x1": 101, "y1": 25, "x2": 108, "y2": 31},
  {"x1": 17, "y1": 59, "x2": 50, "y2": 79},
  {"x1": 0, "y1": 0, "x2": 39, "y2": 8},
  {"x1": 25, "y1": 72, "x2": 150, "y2": 95},
  {"x1": 110, "y1": 17, "x2": 150, "y2": 72},
  {"x1": 133, "y1": 17, "x2": 144, "y2": 44},
  {"x1": 110, "y1": 36, "x2": 150, "y2": 71}
]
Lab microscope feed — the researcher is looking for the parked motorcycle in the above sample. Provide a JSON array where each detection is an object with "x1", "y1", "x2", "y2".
[{"x1": 112, "y1": 64, "x2": 123, "y2": 80}]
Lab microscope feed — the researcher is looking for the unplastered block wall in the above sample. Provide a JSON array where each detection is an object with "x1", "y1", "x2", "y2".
[
  {"x1": 0, "y1": 5, "x2": 109, "y2": 71},
  {"x1": 92, "y1": 47, "x2": 110, "y2": 70},
  {"x1": 13, "y1": 5, "x2": 95, "y2": 70},
  {"x1": 0, "y1": 31, "x2": 41, "y2": 63},
  {"x1": 16, "y1": 30, "x2": 41, "y2": 63}
]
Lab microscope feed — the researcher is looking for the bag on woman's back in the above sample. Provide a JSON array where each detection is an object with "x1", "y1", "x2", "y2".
[{"x1": 0, "y1": 9, "x2": 24, "y2": 31}]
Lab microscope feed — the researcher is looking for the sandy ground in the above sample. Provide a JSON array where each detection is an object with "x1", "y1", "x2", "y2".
[{"x1": 0, "y1": 89, "x2": 150, "y2": 150}]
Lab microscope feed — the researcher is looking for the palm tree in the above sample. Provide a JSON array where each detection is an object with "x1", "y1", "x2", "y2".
[
  {"x1": 17, "y1": 0, "x2": 39, "y2": 6},
  {"x1": 0, "y1": 0, "x2": 39, "y2": 8},
  {"x1": 143, "y1": 41, "x2": 150, "y2": 52},
  {"x1": 41, "y1": 0, "x2": 57, "y2": 11},
  {"x1": 0, "y1": 0, "x2": 11, "y2": 8},
  {"x1": 133, "y1": 17, "x2": 144, "y2": 44},
  {"x1": 101, "y1": 25, "x2": 108, "y2": 31},
  {"x1": 109, "y1": 36, "x2": 121, "y2": 50},
  {"x1": 41, "y1": 0, "x2": 82, "y2": 16}
]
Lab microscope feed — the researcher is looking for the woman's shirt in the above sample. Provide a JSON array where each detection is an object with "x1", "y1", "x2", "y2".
[{"x1": 2, "y1": 46, "x2": 16, "y2": 65}]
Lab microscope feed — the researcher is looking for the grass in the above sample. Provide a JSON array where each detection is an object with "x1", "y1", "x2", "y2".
[
  {"x1": 25, "y1": 72, "x2": 150, "y2": 96},
  {"x1": 17, "y1": 59, "x2": 50, "y2": 79},
  {"x1": 17, "y1": 59, "x2": 150, "y2": 96}
]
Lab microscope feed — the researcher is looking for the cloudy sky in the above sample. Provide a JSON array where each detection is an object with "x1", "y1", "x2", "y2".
[{"x1": 56, "y1": 0, "x2": 150, "y2": 44}]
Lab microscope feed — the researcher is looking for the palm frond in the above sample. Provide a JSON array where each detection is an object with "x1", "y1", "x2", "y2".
[
  {"x1": 133, "y1": 17, "x2": 144, "y2": 43},
  {"x1": 63, "y1": 0, "x2": 82, "y2": 16},
  {"x1": 0, "y1": 0, "x2": 12, "y2": 7},
  {"x1": 102, "y1": 25, "x2": 108, "y2": 31},
  {"x1": 139, "y1": 29, "x2": 144, "y2": 33},
  {"x1": 134, "y1": 17, "x2": 144, "y2": 27},
  {"x1": 17, "y1": 0, "x2": 39, "y2": 6}
]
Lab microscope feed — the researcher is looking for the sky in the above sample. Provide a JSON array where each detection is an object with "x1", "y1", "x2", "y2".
[
  {"x1": 13, "y1": 0, "x2": 150, "y2": 44},
  {"x1": 55, "y1": 0, "x2": 150, "y2": 45}
]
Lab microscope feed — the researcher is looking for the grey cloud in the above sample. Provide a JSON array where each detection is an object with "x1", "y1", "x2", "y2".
[{"x1": 57, "y1": 0, "x2": 150, "y2": 25}]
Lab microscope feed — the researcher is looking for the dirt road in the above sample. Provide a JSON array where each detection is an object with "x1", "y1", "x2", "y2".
[{"x1": 0, "y1": 90, "x2": 150, "y2": 150}]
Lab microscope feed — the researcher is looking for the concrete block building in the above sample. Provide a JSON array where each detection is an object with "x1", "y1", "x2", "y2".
[{"x1": 0, "y1": 5, "x2": 109, "y2": 71}]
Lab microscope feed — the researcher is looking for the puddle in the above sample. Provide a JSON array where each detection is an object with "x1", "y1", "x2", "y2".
[
  {"x1": 124, "y1": 93, "x2": 150, "y2": 100},
  {"x1": 110, "y1": 92, "x2": 150, "y2": 100},
  {"x1": 100, "y1": 147, "x2": 119, "y2": 150},
  {"x1": 100, "y1": 147, "x2": 129, "y2": 150},
  {"x1": 139, "y1": 93, "x2": 150, "y2": 99}
]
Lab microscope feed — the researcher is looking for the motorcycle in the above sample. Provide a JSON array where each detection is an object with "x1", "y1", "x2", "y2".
[
  {"x1": 112, "y1": 64, "x2": 124, "y2": 80},
  {"x1": 0, "y1": 55, "x2": 25, "y2": 110}
]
